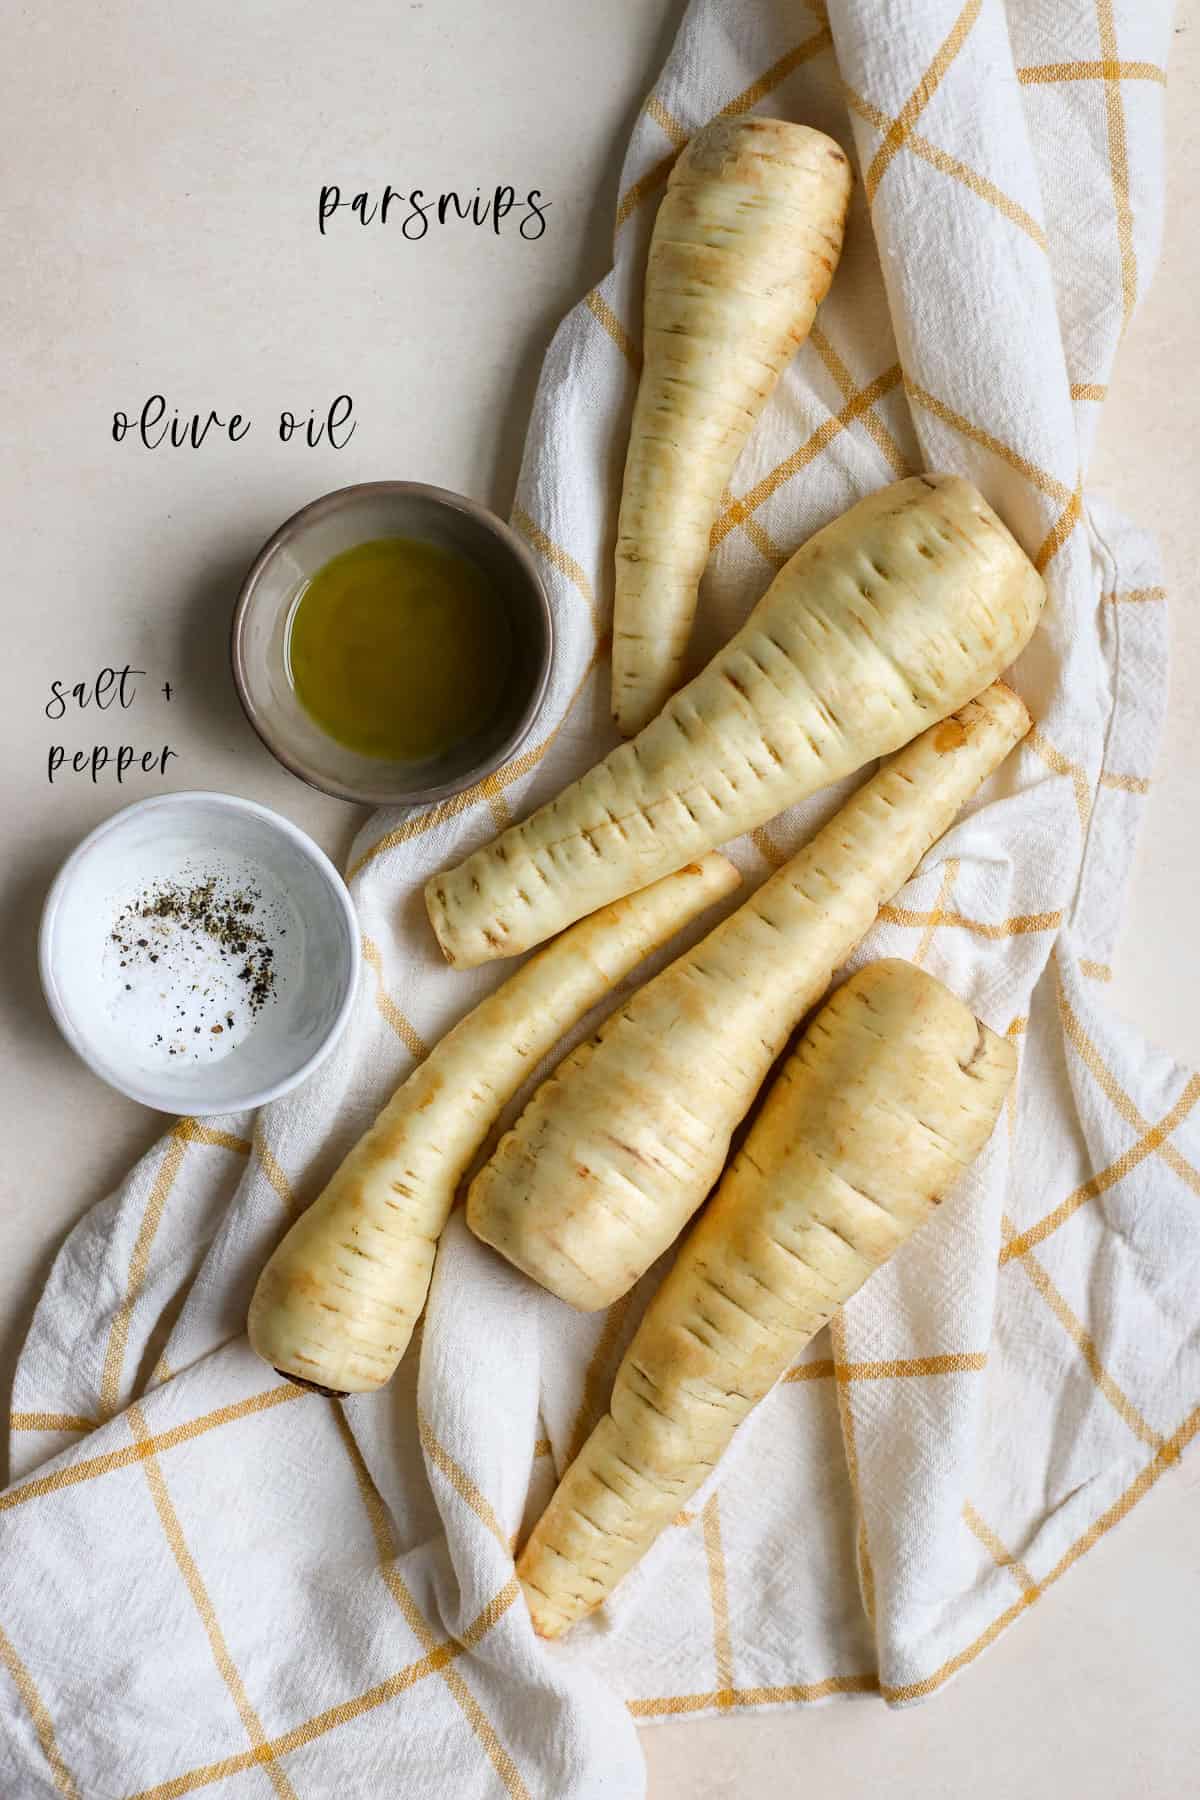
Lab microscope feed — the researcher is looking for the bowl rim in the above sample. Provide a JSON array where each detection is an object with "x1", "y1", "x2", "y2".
[
  {"x1": 38, "y1": 789, "x2": 362, "y2": 1116},
  {"x1": 229, "y1": 479, "x2": 555, "y2": 807}
]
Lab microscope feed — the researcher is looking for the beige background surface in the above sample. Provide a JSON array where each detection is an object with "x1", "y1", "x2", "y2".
[{"x1": 2, "y1": 3, "x2": 1196, "y2": 1793}]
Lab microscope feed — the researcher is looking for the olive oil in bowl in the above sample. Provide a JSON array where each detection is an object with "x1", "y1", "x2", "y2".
[{"x1": 287, "y1": 537, "x2": 513, "y2": 762}]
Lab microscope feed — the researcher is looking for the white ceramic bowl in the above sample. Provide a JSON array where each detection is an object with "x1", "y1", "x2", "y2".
[{"x1": 39, "y1": 792, "x2": 360, "y2": 1115}]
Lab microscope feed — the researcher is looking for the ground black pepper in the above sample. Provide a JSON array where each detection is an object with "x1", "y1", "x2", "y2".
[{"x1": 107, "y1": 870, "x2": 281, "y2": 1056}]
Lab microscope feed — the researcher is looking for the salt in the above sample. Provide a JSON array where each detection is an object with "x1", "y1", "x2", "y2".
[{"x1": 100, "y1": 858, "x2": 299, "y2": 1070}]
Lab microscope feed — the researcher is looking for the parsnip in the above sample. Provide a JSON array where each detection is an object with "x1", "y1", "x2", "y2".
[
  {"x1": 427, "y1": 476, "x2": 1044, "y2": 969},
  {"x1": 518, "y1": 959, "x2": 1015, "y2": 1637},
  {"x1": 467, "y1": 681, "x2": 1028, "y2": 1310},
  {"x1": 613, "y1": 116, "x2": 852, "y2": 735},
  {"x1": 247, "y1": 854, "x2": 739, "y2": 1394}
]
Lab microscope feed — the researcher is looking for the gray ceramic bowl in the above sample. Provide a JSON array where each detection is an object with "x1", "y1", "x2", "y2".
[{"x1": 231, "y1": 481, "x2": 553, "y2": 806}]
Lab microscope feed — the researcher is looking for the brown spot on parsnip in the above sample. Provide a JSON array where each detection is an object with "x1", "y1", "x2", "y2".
[{"x1": 934, "y1": 719, "x2": 967, "y2": 753}]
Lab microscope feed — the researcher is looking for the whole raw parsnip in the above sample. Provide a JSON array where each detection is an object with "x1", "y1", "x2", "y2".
[
  {"x1": 247, "y1": 854, "x2": 738, "y2": 1394},
  {"x1": 612, "y1": 116, "x2": 852, "y2": 735},
  {"x1": 427, "y1": 476, "x2": 1045, "y2": 969},
  {"x1": 517, "y1": 958, "x2": 1016, "y2": 1638},
  {"x1": 467, "y1": 681, "x2": 1028, "y2": 1309}
]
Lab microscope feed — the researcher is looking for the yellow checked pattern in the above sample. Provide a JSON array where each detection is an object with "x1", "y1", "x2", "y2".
[{"x1": 1, "y1": 1, "x2": 1192, "y2": 1792}]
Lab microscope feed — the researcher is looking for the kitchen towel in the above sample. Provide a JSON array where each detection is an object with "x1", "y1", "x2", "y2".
[{"x1": 3, "y1": 2, "x2": 1193, "y2": 1796}]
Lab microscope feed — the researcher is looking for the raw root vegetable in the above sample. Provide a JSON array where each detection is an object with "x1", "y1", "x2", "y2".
[
  {"x1": 467, "y1": 681, "x2": 1028, "y2": 1311},
  {"x1": 517, "y1": 958, "x2": 1016, "y2": 1637},
  {"x1": 613, "y1": 116, "x2": 851, "y2": 735},
  {"x1": 247, "y1": 854, "x2": 739, "y2": 1394},
  {"x1": 427, "y1": 475, "x2": 1045, "y2": 969}
]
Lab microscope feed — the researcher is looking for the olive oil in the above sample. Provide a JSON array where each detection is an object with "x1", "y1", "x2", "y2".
[{"x1": 288, "y1": 536, "x2": 512, "y2": 761}]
